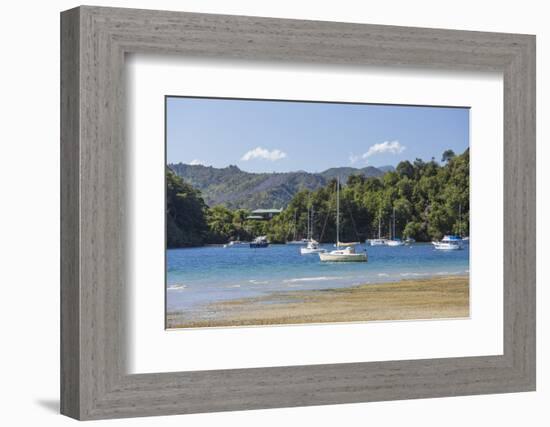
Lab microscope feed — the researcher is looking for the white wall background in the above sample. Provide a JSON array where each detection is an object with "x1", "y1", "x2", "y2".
[{"x1": 0, "y1": 1, "x2": 546, "y2": 425}]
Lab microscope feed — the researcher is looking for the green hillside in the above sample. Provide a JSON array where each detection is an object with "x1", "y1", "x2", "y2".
[{"x1": 168, "y1": 163, "x2": 387, "y2": 210}]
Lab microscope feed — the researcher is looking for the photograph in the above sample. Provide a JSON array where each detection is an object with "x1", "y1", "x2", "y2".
[{"x1": 165, "y1": 96, "x2": 470, "y2": 329}]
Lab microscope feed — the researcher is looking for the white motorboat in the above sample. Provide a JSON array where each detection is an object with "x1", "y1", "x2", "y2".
[
  {"x1": 432, "y1": 235, "x2": 463, "y2": 250},
  {"x1": 250, "y1": 236, "x2": 269, "y2": 248},
  {"x1": 432, "y1": 204, "x2": 467, "y2": 250},
  {"x1": 319, "y1": 177, "x2": 367, "y2": 263}
]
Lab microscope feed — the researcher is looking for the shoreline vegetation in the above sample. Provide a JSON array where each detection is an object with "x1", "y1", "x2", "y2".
[
  {"x1": 167, "y1": 275, "x2": 469, "y2": 329},
  {"x1": 166, "y1": 149, "x2": 469, "y2": 248}
]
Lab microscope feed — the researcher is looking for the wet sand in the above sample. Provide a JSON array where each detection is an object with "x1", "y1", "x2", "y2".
[{"x1": 167, "y1": 275, "x2": 469, "y2": 329}]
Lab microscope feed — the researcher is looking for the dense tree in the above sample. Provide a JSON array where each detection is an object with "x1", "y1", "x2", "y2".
[
  {"x1": 166, "y1": 169, "x2": 208, "y2": 248},
  {"x1": 396, "y1": 160, "x2": 414, "y2": 179},
  {"x1": 441, "y1": 149, "x2": 456, "y2": 163}
]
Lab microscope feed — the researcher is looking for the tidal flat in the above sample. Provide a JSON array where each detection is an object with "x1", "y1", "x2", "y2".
[{"x1": 167, "y1": 275, "x2": 469, "y2": 329}]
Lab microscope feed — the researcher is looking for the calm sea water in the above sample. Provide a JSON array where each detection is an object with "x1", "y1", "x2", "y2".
[{"x1": 167, "y1": 243, "x2": 469, "y2": 313}]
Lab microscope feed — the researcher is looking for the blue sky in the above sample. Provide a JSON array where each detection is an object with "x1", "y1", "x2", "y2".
[{"x1": 166, "y1": 97, "x2": 469, "y2": 173}]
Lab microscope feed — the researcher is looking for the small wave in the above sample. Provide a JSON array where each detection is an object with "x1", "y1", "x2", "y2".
[
  {"x1": 226, "y1": 284, "x2": 241, "y2": 288},
  {"x1": 249, "y1": 280, "x2": 268, "y2": 285},
  {"x1": 167, "y1": 284, "x2": 187, "y2": 291},
  {"x1": 377, "y1": 273, "x2": 389, "y2": 277},
  {"x1": 283, "y1": 276, "x2": 345, "y2": 283},
  {"x1": 399, "y1": 272, "x2": 428, "y2": 277},
  {"x1": 435, "y1": 271, "x2": 461, "y2": 276}
]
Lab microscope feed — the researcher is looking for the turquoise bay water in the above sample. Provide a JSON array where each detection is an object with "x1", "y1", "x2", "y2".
[{"x1": 166, "y1": 243, "x2": 469, "y2": 313}]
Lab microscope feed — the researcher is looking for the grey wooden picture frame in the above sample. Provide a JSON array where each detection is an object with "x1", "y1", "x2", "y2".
[{"x1": 61, "y1": 5, "x2": 536, "y2": 420}]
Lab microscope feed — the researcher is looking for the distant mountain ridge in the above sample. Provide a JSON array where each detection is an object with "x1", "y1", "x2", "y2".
[{"x1": 168, "y1": 163, "x2": 392, "y2": 210}]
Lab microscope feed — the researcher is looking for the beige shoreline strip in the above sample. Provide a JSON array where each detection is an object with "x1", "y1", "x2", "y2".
[{"x1": 168, "y1": 275, "x2": 469, "y2": 329}]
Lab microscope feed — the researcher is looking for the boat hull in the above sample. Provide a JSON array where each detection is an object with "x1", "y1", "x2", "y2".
[
  {"x1": 386, "y1": 240, "x2": 405, "y2": 247},
  {"x1": 319, "y1": 252, "x2": 367, "y2": 262},
  {"x1": 432, "y1": 242, "x2": 462, "y2": 250},
  {"x1": 250, "y1": 242, "x2": 269, "y2": 248}
]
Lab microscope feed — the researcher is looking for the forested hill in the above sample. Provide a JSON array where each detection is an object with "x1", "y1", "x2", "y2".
[{"x1": 168, "y1": 163, "x2": 389, "y2": 210}]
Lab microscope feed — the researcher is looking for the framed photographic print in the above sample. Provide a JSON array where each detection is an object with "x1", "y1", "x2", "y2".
[{"x1": 61, "y1": 6, "x2": 536, "y2": 420}]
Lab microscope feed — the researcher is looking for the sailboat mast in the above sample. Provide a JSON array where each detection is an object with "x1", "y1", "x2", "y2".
[
  {"x1": 293, "y1": 209, "x2": 298, "y2": 241},
  {"x1": 310, "y1": 206, "x2": 314, "y2": 240},
  {"x1": 378, "y1": 212, "x2": 381, "y2": 239},
  {"x1": 458, "y1": 203, "x2": 462, "y2": 237},
  {"x1": 392, "y1": 207, "x2": 396, "y2": 240},
  {"x1": 307, "y1": 206, "x2": 311, "y2": 240},
  {"x1": 336, "y1": 177, "x2": 340, "y2": 247}
]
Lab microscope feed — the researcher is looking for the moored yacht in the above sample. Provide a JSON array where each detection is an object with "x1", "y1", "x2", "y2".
[
  {"x1": 300, "y1": 204, "x2": 327, "y2": 254},
  {"x1": 319, "y1": 245, "x2": 367, "y2": 262},
  {"x1": 386, "y1": 207, "x2": 405, "y2": 246},
  {"x1": 432, "y1": 235, "x2": 463, "y2": 250},
  {"x1": 432, "y1": 204, "x2": 466, "y2": 250},
  {"x1": 300, "y1": 239, "x2": 326, "y2": 255},
  {"x1": 250, "y1": 236, "x2": 269, "y2": 248},
  {"x1": 368, "y1": 212, "x2": 386, "y2": 246},
  {"x1": 386, "y1": 238, "x2": 405, "y2": 247},
  {"x1": 319, "y1": 177, "x2": 367, "y2": 263}
]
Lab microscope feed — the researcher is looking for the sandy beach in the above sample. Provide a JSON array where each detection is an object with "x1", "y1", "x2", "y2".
[{"x1": 167, "y1": 275, "x2": 469, "y2": 329}]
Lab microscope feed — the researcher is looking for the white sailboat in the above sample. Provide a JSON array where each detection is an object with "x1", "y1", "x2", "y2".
[
  {"x1": 386, "y1": 207, "x2": 405, "y2": 246},
  {"x1": 301, "y1": 239, "x2": 326, "y2": 254},
  {"x1": 319, "y1": 177, "x2": 367, "y2": 262},
  {"x1": 300, "y1": 206, "x2": 326, "y2": 254},
  {"x1": 368, "y1": 213, "x2": 386, "y2": 246}
]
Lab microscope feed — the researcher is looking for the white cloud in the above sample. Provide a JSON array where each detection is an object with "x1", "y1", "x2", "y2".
[
  {"x1": 189, "y1": 159, "x2": 206, "y2": 165},
  {"x1": 241, "y1": 147, "x2": 287, "y2": 161},
  {"x1": 349, "y1": 153, "x2": 360, "y2": 165},
  {"x1": 362, "y1": 140, "x2": 405, "y2": 158}
]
